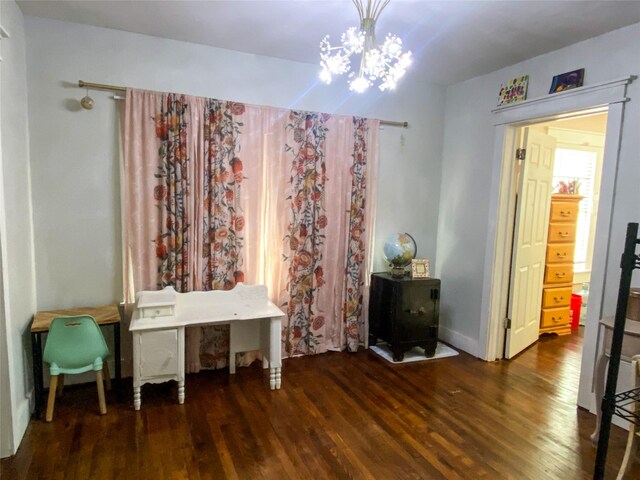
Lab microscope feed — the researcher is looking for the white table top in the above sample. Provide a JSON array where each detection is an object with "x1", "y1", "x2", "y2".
[{"x1": 130, "y1": 286, "x2": 284, "y2": 332}]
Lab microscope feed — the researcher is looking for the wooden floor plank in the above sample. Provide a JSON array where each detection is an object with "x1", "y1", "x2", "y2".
[{"x1": 2, "y1": 328, "x2": 639, "y2": 479}]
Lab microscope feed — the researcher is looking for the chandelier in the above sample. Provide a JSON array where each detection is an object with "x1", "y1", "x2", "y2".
[{"x1": 319, "y1": 0, "x2": 412, "y2": 93}]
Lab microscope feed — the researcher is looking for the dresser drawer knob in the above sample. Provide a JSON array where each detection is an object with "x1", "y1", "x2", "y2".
[
  {"x1": 560, "y1": 210, "x2": 570, "y2": 216},
  {"x1": 556, "y1": 252, "x2": 566, "y2": 257},
  {"x1": 555, "y1": 272, "x2": 566, "y2": 278},
  {"x1": 558, "y1": 232, "x2": 570, "y2": 237},
  {"x1": 553, "y1": 296, "x2": 564, "y2": 302}
]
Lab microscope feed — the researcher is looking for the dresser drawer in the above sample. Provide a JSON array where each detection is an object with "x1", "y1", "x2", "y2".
[
  {"x1": 548, "y1": 223, "x2": 577, "y2": 244},
  {"x1": 544, "y1": 264, "x2": 574, "y2": 284},
  {"x1": 546, "y1": 243, "x2": 575, "y2": 264},
  {"x1": 541, "y1": 307, "x2": 570, "y2": 329},
  {"x1": 549, "y1": 201, "x2": 580, "y2": 223},
  {"x1": 542, "y1": 286, "x2": 572, "y2": 308},
  {"x1": 140, "y1": 305, "x2": 174, "y2": 319}
]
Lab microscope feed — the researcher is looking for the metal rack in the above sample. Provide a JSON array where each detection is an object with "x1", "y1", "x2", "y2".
[
  {"x1": 613, "y1": 387, "x2": 640, "y2": 426},
  {"x1": 594, "y1": 222, "x2": 640, "y2": 479}
]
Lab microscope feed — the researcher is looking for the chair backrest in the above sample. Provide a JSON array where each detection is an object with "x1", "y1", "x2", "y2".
[{"x1": 43, "y1": 315, "x2": 110, "y2": 374}]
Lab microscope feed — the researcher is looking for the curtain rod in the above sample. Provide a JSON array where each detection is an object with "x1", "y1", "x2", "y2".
[
  {"x1": 78, "y1": 80, "x2": 408, "y2": 128},
  {"x1": 78, "y1": 80, "x2": 126, "y2": 92}
]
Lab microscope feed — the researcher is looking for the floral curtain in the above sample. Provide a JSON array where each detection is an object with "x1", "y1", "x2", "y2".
[{"x1": 123, "y1": 88, "x2": 378, "y2": 372}]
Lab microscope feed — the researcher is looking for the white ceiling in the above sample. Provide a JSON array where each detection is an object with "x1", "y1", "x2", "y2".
[{"x1": 16, "y1": 0, "x2": 640, "y2": 85}]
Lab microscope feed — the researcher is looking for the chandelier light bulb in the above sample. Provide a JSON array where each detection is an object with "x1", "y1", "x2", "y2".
[
  {"x1": 343, "y1": 27, "x2": 365, "y2": 53},
  {"x1": 320, "y1": 68, "x2": 333, "y2": 84},
  {"x1": 319, "y1": 0, "x2": 411, "y2": 93},
  {"x1": 350, "y1": 76, "x2": 371, "y2": 93}
]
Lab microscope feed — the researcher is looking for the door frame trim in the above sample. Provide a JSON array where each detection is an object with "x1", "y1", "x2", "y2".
[{"x1": 478, "y1": 75, "x2": 634, "y2": 407}]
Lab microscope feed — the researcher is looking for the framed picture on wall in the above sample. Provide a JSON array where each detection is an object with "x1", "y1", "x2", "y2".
[
  {"x1": 411, "y1": 259, "x2": 430, "y2": 279},
  {"x1": 549, "y1": 68, "x2": 584, "y2": 93},
  {"x1": 497, "y1": 75, "x2": 529, "y2": 106}
]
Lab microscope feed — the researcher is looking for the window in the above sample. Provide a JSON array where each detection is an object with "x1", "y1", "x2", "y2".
[{"x1": 552, "y1": 147, "x2": 599, "y2": 272}]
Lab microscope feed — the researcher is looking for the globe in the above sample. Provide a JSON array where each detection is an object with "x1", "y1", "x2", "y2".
[{"x1": 383, "y1": 233, "x2": 417, "y2": 277}]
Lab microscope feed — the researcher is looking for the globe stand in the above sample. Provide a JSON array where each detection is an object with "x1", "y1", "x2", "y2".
[{"x1": 390, "y1": 266, "x2": 406, "y2": 278}]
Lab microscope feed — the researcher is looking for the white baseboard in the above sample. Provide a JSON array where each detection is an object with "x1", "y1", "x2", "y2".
[
  {"x1": 4, "y1": 396, "x2": 31, "y2": 457},
  {"x1": 438, "y1": 325, "x2": 479, "y2": 358}
]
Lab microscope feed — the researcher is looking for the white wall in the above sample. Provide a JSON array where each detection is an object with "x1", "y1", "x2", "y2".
[
  {"x1": 438, "y1": 24, "x2": 640, "y2": 359},
  {"x1": 9, "y1": 6, "x2": 640, "y2": 455},
  {"x1": 0, "y1": 0, "x2": 36, "y2": 458},
  {"x1": 23, "y1": 17, "x2": 445, "y2": 373}
]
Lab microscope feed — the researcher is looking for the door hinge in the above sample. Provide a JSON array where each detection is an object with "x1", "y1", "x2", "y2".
[
  {"x1": 504, "y1": 318, "x2": 512, "y2": 329},
  {"x1": 516, "y1": 148, "x2": 526, "y2": 161}
]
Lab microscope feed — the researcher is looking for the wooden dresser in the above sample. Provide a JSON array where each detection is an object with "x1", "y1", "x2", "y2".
[{"x1": 539, "y1": 194, "x2": 583, "y2": 336}]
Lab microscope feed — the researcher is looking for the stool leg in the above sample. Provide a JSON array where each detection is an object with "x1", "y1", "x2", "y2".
[
  {"x1": 46, "y1": 375, "x2": 59, "y2": 422},
  {"x1": 96, "y1": 370, "x2": 107, "y2": 415},
  {"x1": 103, "y1": 362, "x2": 112, "y2": 391}
]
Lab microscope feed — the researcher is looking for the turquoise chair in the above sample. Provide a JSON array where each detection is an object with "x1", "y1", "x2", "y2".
[{"x1": 42, "y1": 315, "x2": 111, "y2": 421}]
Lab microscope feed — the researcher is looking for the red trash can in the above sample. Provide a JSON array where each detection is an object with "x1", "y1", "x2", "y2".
[{"x1": 570, "y1": 294, "x2": 582, "y2": 330}]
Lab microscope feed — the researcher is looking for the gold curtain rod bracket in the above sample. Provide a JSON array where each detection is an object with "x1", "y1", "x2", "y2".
[{"x1": 77, "y1": 80, "x2": 408, "y2": 126}]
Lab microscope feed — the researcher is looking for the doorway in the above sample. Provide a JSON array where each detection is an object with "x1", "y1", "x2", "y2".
[
  {"x1": 505, "y1": 111, "x2": 607, "y2": 359},
  {"x1": 481, "y1": 75, "x2": 634, "y2": 412}
]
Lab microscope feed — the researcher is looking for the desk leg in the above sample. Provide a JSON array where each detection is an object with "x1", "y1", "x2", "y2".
[
  {"x1": 133, "y1": 386, "x2": 141, "y2": 411},
  {"x1": 269, "y1": 367, "x2": 282, "y2": 390},
  {"x1": 229, "y1": 351, "x2": 236, "y2": 375},
  {"x1": 31, "y1": 332, "x2": 44, "y2": 419},
  {"x1": 178, "y1": 327, "x2": 185, "y2": 404},
  {"x1": 178, "y1": 381, "x2": 185, "y2": 404},
  {"x1": 268, "y1": 318, "x2": 282, "y2": 390},
  {"x1": 132, "y1": 330, "x2": 141, "y2": 410},
  {"x1": 113, "y1": 322, "x2": 122, "y2": 399}
]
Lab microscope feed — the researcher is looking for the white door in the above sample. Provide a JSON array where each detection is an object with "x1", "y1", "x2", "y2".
[{"x1": 505, "y1": 128, "x2": 556, "y2": 358}]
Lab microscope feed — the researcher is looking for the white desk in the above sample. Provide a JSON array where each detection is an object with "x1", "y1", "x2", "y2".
[{"x1": 129, "y1": 284, "x2": 285, "y2": 410}]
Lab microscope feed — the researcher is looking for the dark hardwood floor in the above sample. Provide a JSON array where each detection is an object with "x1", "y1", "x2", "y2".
[{"x1": 2, "y1": 328, "x2": 638, "y2": 479}]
